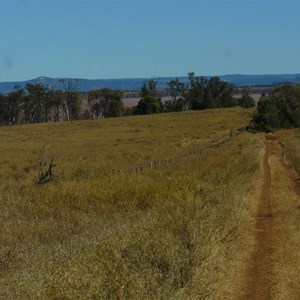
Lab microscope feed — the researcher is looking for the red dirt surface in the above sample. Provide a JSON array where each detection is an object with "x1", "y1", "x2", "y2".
[
  {"x1": 246, "y1": 135, "x2": 300, "y2": 299},
  {"x1": 246, "y1": 136, "x2": 275, "y2": 299}
]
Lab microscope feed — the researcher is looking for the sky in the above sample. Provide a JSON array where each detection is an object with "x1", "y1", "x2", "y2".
[{"x1": 0, "y1": 0, "x2": 300, "y2": 81}]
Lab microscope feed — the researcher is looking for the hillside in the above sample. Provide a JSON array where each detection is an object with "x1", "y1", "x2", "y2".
[
  {"x1": 1, "y1": 108, "x2": 300, "y2": 298},
  {"x1": 0, "y1": 107, "x2": 259, "y2": 298},
  {"x1": 0, "y1": 73, "x2": 299, "y2": 93}
]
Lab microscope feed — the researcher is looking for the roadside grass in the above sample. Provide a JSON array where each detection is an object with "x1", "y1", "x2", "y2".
[
  {"x1": 0, "y1": 107, "x2": 261, "y2": 299},
  {"x1": 277, "y1": 129, "x2": 300, "y2": 175},
  {"x1": 272, "y1": 129, "x2": 300, "y2": 299},
  {"x1": 269, "y1": 154, "x2": 300, "y2": 299}
]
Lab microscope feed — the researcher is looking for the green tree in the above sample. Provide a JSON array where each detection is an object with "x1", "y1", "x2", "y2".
[
  {"x1": 25, "y1": 83, "x2": 50, "y2": 123},
  {"x1": 237, "y1": 95, "x2": 255, "y2": 108},
  {"x1": 140, "y1": 78, "x2": 159, "y2": 98},
  {"x1": 184, "y1": 73, "x2": 235, "y2": 110},
  {"x1": 68, "y1": 91, "x2": 82, "y2": 120},
  {"x1": 251, "y1": 84, "x2": 300, "y2": 131},
  {"x1": 205, "y1": 77, "x2": 235, "y2": 108},
  {"x1": 185, "y1": 72, "x2": 206, "y2": 109},
  {"x1": 168, "y1": 78, "x2": 185, "y2": 101},
  {"x1": 6, "y1": 86, "x2": 24, "y2": 125},
  {"x1": 0, "y1": 93, "x2": 7, "y2": 125},
  {"x1": 51, "y1": 89, "x2": 65, "y2": 122},
  {"x1": 59, "y1": 79, "x2": 80, "y2": 121},
  {"x1": 134, "y1": 96, "x2": 162, "y2": 115},
  {"x1": 164, "y1": 97, "x2": 186, "y2": 112},
  {"x1": 88, "y1": 88, "x2": 124, "y2": 118}
]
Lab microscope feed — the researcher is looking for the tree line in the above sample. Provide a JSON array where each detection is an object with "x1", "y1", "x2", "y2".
[
  {"x1": 0, "y1": 73, "x2": 255, "y2": 126},
  {"x1": 250, "y1": 84, "x2": 300, "y2": 131},
  {"x1": 133, "y1": 72, "x2": 254, "y2": 115},
  {"x1": 0, "y1": 80, "x2": 124, "y2": 125}
]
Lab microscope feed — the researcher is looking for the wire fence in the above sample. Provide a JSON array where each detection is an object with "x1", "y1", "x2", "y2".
[{"x1": 109, "y1": 127, "x2": 246, "y2": 176}]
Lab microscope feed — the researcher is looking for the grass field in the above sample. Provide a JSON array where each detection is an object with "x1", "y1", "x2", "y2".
[{"x1": 0, "y1": 107, "x2": 264, "y2": 299}]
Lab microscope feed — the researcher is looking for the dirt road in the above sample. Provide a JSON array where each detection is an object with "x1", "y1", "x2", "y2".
[{"x1": 247, "y1": 134, "x2": 300, "y2": 299}]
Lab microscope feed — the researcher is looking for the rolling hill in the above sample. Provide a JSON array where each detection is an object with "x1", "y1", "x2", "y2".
[{"x1": 0, "y1": 73, "x2": 299, "y2": 93}]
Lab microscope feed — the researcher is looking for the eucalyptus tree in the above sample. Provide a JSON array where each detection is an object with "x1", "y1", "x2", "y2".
[
  {"x1": 59, "y1": 79, "x2": 80, "y2": 121},
  {"x1": 88, "y1": 88, "x2": 124, "y2": 119},
  {"x1": 165, "y1": 78, "x2": 187, "y2": 111},
  {"x1": 6, "y1": 86, "x2": 24, "y2": 125},
  {"x1": 25, "y1": 83, "x2": 51, "y2": 123},
  {"x1": 0, "y1": 93, "x2": 7, "y2": 124},
  {"x1": 167, "y1": 78, "x2": 185, "y2": 101},
  {"x1": 140, "y1": 78, "x2": 159, "y2": 98}
]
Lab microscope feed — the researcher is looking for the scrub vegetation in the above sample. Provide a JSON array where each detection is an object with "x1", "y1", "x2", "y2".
[{"x1": 0, "y1": 107, "x2": 263, "y2": 299}]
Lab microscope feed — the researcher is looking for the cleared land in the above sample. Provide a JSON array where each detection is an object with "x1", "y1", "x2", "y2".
[{"x1": 1, "y1": 107, "x2": 300, "y2": 299}]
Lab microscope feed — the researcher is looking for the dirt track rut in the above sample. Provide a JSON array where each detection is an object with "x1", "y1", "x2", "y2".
[
  {"x1": 247, "y1": 134, "x2": 300, "y2": 299},
  {"x1": 247, "y1": 135, "x2": 274, "y2": 299}
]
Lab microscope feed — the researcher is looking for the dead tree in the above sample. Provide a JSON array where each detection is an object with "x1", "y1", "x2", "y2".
[{"x1": 37, "y1": 145, "x2": 55, "y2": 184}]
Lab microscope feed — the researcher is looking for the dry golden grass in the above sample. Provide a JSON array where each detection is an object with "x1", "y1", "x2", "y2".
[
  {"x1": 271, "y1": 129, "x2": 300, "y2": 299},
  {"x1": 269, "y1": 154, "x2": 300, "y2": 299},
  {"x1": 277, "y1": 129, "x2": 300, "y2": 175},
  {"x1": 0, "y1": 107, "x2": 261, "y2": 299}
]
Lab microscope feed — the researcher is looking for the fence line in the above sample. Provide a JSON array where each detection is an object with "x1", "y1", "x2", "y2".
[{"x1": 108, "y1": 127, "x2": 245, "y2": 176}]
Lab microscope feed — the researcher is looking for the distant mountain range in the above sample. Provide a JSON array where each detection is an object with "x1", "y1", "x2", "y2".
[{"x1": 0, "y1": 74, "x2": 299, "y2": 94}]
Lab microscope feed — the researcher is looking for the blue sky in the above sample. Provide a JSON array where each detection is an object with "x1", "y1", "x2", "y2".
[{"x1": 0, "y1": 0, "x2": 299, "y2": 81}]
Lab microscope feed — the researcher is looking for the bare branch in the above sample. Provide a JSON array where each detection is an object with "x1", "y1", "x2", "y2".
[{"x1": 37, "y1": 146, "x2": 56, "y2": 184}]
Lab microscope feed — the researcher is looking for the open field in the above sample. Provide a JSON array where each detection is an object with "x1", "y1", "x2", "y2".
[
  {"x1": 0, "y1": 107, "x2": 273, "y2": 299},
  {"x1": 5, "y1": 108, "x2": 300, "y2": 299}
]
